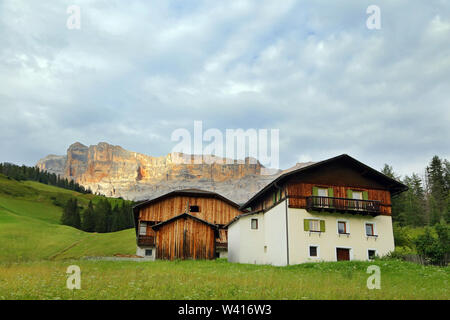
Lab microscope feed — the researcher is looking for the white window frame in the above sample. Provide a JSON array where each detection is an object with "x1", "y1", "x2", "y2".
[
  {"x1": 317, "y1": 187, "x2": 329, "y2": 197},
  {"x1": 336, "y1": 219, "x2": 350, "y2": 235},
  {"x1": 308, "y1": 245, "x2": 320, "y2": 259},
  {"x1": 367, "y1": 248, "x2": 377, "y2": 261},
  {"x1": 309, "y1": 219, "x2": 321, "y2": 232},
  {"x1": 364, "y1": 222, "x2": 377, "y2": 237}
]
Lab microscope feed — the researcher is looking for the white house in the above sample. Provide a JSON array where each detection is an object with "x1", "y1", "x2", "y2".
[{"x1": 226, "y1": 154, "x2": 407, "y2": 266}]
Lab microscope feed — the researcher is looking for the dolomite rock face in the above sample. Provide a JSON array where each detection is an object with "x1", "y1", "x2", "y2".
[{"x1": 36, "y1": 142, "x2": 282, "y2": 204}]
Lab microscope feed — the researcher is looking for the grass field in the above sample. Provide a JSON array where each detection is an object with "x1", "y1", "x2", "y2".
[
  {"x1": 0, "y1": 175, "x2": 136, "y2": 262},
  {"x1": 0, "y1": 259, "x2": 448, "y2": 300},
  {"x1": 0, "y1": 175, "x2": 448, "y2": 300}
]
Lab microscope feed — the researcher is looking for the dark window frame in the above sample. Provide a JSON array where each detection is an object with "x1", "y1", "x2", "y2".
[
  {"x1": 309, "y1": 246, "x2": 318, "y2": 257},
  {"x1": 189, "y1": 205, "x2": 200, "y2": 213}
]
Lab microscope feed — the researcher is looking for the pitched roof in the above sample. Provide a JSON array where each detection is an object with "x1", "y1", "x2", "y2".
[
  {"x1": 239, "y1": 154, "x2": 408, "y2": 210},
  {"x1": 151, "y1": 212, "x2": 219, "y2": 231},
  {"x1": 132, "y1": 188, "x2": 240, "y2": 212}
]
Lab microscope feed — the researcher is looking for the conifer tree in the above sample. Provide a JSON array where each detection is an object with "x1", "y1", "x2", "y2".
[{"x1": 81, "y1": 201, "x2": 96, "y2": 232}]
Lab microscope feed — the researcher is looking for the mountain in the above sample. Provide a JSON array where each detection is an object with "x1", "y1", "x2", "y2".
[{"x1": 36, "y1": 142, "x2": 284, "y2": 204}]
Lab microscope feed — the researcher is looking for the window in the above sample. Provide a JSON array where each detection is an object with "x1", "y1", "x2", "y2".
[
  {"x1": 309, "y1": 246, "x2": 318, "y2": 258},
  {"x1": 368, "y1": 249, "x2": 376, "y2": 260},
  {"x1": 251, "y1": 218, "x2": 258, "y2": 230},
  {"x1": 139, "y1": 222, "x2": 147, "y2": 236},
  {"x1": 338, "y1": 221, "x2": 347, "y2": 234},
  {"x1": 318, "y1": 188, "x2": 329, "y2": 197},
  {"x1": 145, "y1": 249, "x2": 152, "y2": 256},
  {"x1": 310, "y1": 220, "x2": 320, "y2": 232},
  {"x1": 352, "y1": 191, "x2": 363, "y2": 200},
  {"x1": 365, "y1": 223, "x2": 375, "y2": 236},
  {"x1": 304, "y1": 219, "x2": 325, "y2": 232},
  {"x1": 189, "y1": 205, "x2": 200, "y2": 212}
]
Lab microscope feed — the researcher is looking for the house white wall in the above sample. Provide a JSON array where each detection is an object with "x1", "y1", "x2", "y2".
[
  {"x1": 228, "y1": 203, "x2": 395, "y2": 266},
  {"x1": 228, "y1": 200, "x2": 289, "y2": 266},
  {"x1": 288, "y1": 208, "x2": 395, "y2": 264},
  {"x1": 263, "y1": 200, "x2": 288, "y2": 266},
  {"x1": 228, "y1": 212, "x2": 266, "y2": 264}
]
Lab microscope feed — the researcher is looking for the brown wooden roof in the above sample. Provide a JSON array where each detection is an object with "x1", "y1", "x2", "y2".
[
  {"x1": 151, "y1": 212, "x2": 219, "y2": 237},
  {"x1": 239, "y1": 154, "x2": 408, "y2": 210}
]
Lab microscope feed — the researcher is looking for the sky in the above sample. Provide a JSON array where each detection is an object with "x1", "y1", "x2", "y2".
[{"x1": 1, "y1": 0, "x2": 449, "y2": 177}]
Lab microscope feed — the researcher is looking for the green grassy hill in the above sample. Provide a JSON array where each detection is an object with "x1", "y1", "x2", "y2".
[{"x1": 0, "y1": 174, "x2": 136, "y2": 262}]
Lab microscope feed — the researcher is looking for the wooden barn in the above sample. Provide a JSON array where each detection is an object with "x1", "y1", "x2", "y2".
[{"x1": 132, "y1": 189, "x2": 242, "y2": 260}]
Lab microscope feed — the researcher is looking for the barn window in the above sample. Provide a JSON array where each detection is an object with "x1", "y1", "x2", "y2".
[
  {"x1": 368, "y1": 249, "x2": 376, "y2": 260},
  {"x1": 251, "y1": 218, "x2": 258, "y2": 230},
  {"x1": 145, "y1": 249, "x2": 152, "y2": 256},
  {"x1": 189, "y1": 205, "x2": 200, "y2": 212},
  {"x1": 139, "y1": 222, "x2": 147, "y2": 235}
]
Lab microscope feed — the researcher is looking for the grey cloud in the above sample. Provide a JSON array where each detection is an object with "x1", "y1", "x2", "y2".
[{"x1": 0, "y1": 0, "x2": 449, "y2": 177}]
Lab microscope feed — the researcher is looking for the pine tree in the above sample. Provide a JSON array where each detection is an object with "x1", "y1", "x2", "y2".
[
  {"x1": 382, "y1": 164, "x2": 407, "y2": 225},
  {"x1": 72, "y1": 198, "x2": 81, "y2": 229},
  {"x1": 427, "y1": 156, "x2": 447, "y2": 224},
  {"x1": 82, "y1": 201, "x2": 96, "y2": 232},
  {"x1": 94, "y1": 199, "x2": 111, "y2": 233},
  {"x1": 61, "y1": 198, "x2": 74, "y2": 226}
]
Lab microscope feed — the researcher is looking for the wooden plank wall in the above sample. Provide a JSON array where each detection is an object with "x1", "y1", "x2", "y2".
[
  {"x1": 287, "y1": 182, "x2": 392, "y2": 215},
  {"x1": 139, "y1": 196, "x2": 241, "y2": 225},
  {"x1": 250, "y1": 187, "x2": 286, "y2": 212},
  {"x1": 155, "y1": 217, "x2": 216, "y2": 260}
]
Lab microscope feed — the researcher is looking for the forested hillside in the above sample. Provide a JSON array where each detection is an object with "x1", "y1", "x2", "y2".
[{"x1": 382, "y1": 155, "x2": 449, "y2": 226}]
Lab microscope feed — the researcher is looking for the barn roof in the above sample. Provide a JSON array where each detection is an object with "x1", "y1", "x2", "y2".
[
  {"x1": 132, "y1": 188, "x2": 240, "y2": 213},
  {"x1": 151, "y1": 212, "x2": 220, "y2": 238},
  {"x1": 151, "y1": 212, "x2": 219, "y2": 231}
]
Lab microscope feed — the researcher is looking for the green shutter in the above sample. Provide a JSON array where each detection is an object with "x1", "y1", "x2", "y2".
[
  {"x1": 273, "y1": 192, "x2": 276, "y2": 204},
  {"x1": 347, "y1": 189, "x2": 353, "y2": 198},
  {"x1": 278, "y1": 189, "x2": 281, "y2": 201},
  {"x1": 328, "y1": 188, "x2": 334, "y2": 197},
  {"x1": 312, "y1": 186, "x2": 319, "y2": 196},
  {"x1": 320, "y1": 220, "x2": 326, "y2": 232},
  {"x1": 328, "y1": 188, "x2": 334, "y2": 207},
  {"x1": 363, "y1": 191, "x2": 369, "y2": 200},
  {"x1": 304, "y1": 219, "x2": 310, "y2": 231}
]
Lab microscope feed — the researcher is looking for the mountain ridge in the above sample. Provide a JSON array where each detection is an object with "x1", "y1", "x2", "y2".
[{"x1": 36, "y1": 142, "x2": 287, "y2": 203}]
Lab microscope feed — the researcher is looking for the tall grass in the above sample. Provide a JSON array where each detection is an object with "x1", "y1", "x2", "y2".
[{"x1": 0, "y1": 260, "x2": 448, "y2": 300}]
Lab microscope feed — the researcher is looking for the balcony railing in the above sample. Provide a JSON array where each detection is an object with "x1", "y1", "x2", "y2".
[
  {"x1": 306, "y1": 196, "x2": 381, "y2": 216},
  {"x1": 138, "y1": 235, "x2": 155, "y2": 246}
]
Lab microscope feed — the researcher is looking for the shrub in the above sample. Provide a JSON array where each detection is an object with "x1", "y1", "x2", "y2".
[{"x1": 414, "y1": 222, "x2": 449, "y2": 266}]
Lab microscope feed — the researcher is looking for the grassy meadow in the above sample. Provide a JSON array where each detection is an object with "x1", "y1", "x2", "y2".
[{"x1": 0, "y1": 174, "x2": 448, "y2": 300}]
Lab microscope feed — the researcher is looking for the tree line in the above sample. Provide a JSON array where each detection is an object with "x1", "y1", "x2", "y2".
[
  {"x1": 61, "y1": 198, "x2": 134, "y2": 233},
  {"x1": 382, "y1": 155, "x2": 450, "y2": 227},
  {"x1": 0, "y1": 162, "x2": 92, "y2": 194}
]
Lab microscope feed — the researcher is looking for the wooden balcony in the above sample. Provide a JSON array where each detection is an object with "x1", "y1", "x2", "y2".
[
  {"x1": 138, "y1": 235, "x2": 155, "y2": 246},
  {"x1": 306, "y1": 196, "x2": 381, "y2": 216}
]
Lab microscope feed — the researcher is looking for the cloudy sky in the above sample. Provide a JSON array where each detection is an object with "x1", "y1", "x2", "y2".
[{"x1": 1, "y1": 0, "x2": 449, "y2": 177}]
